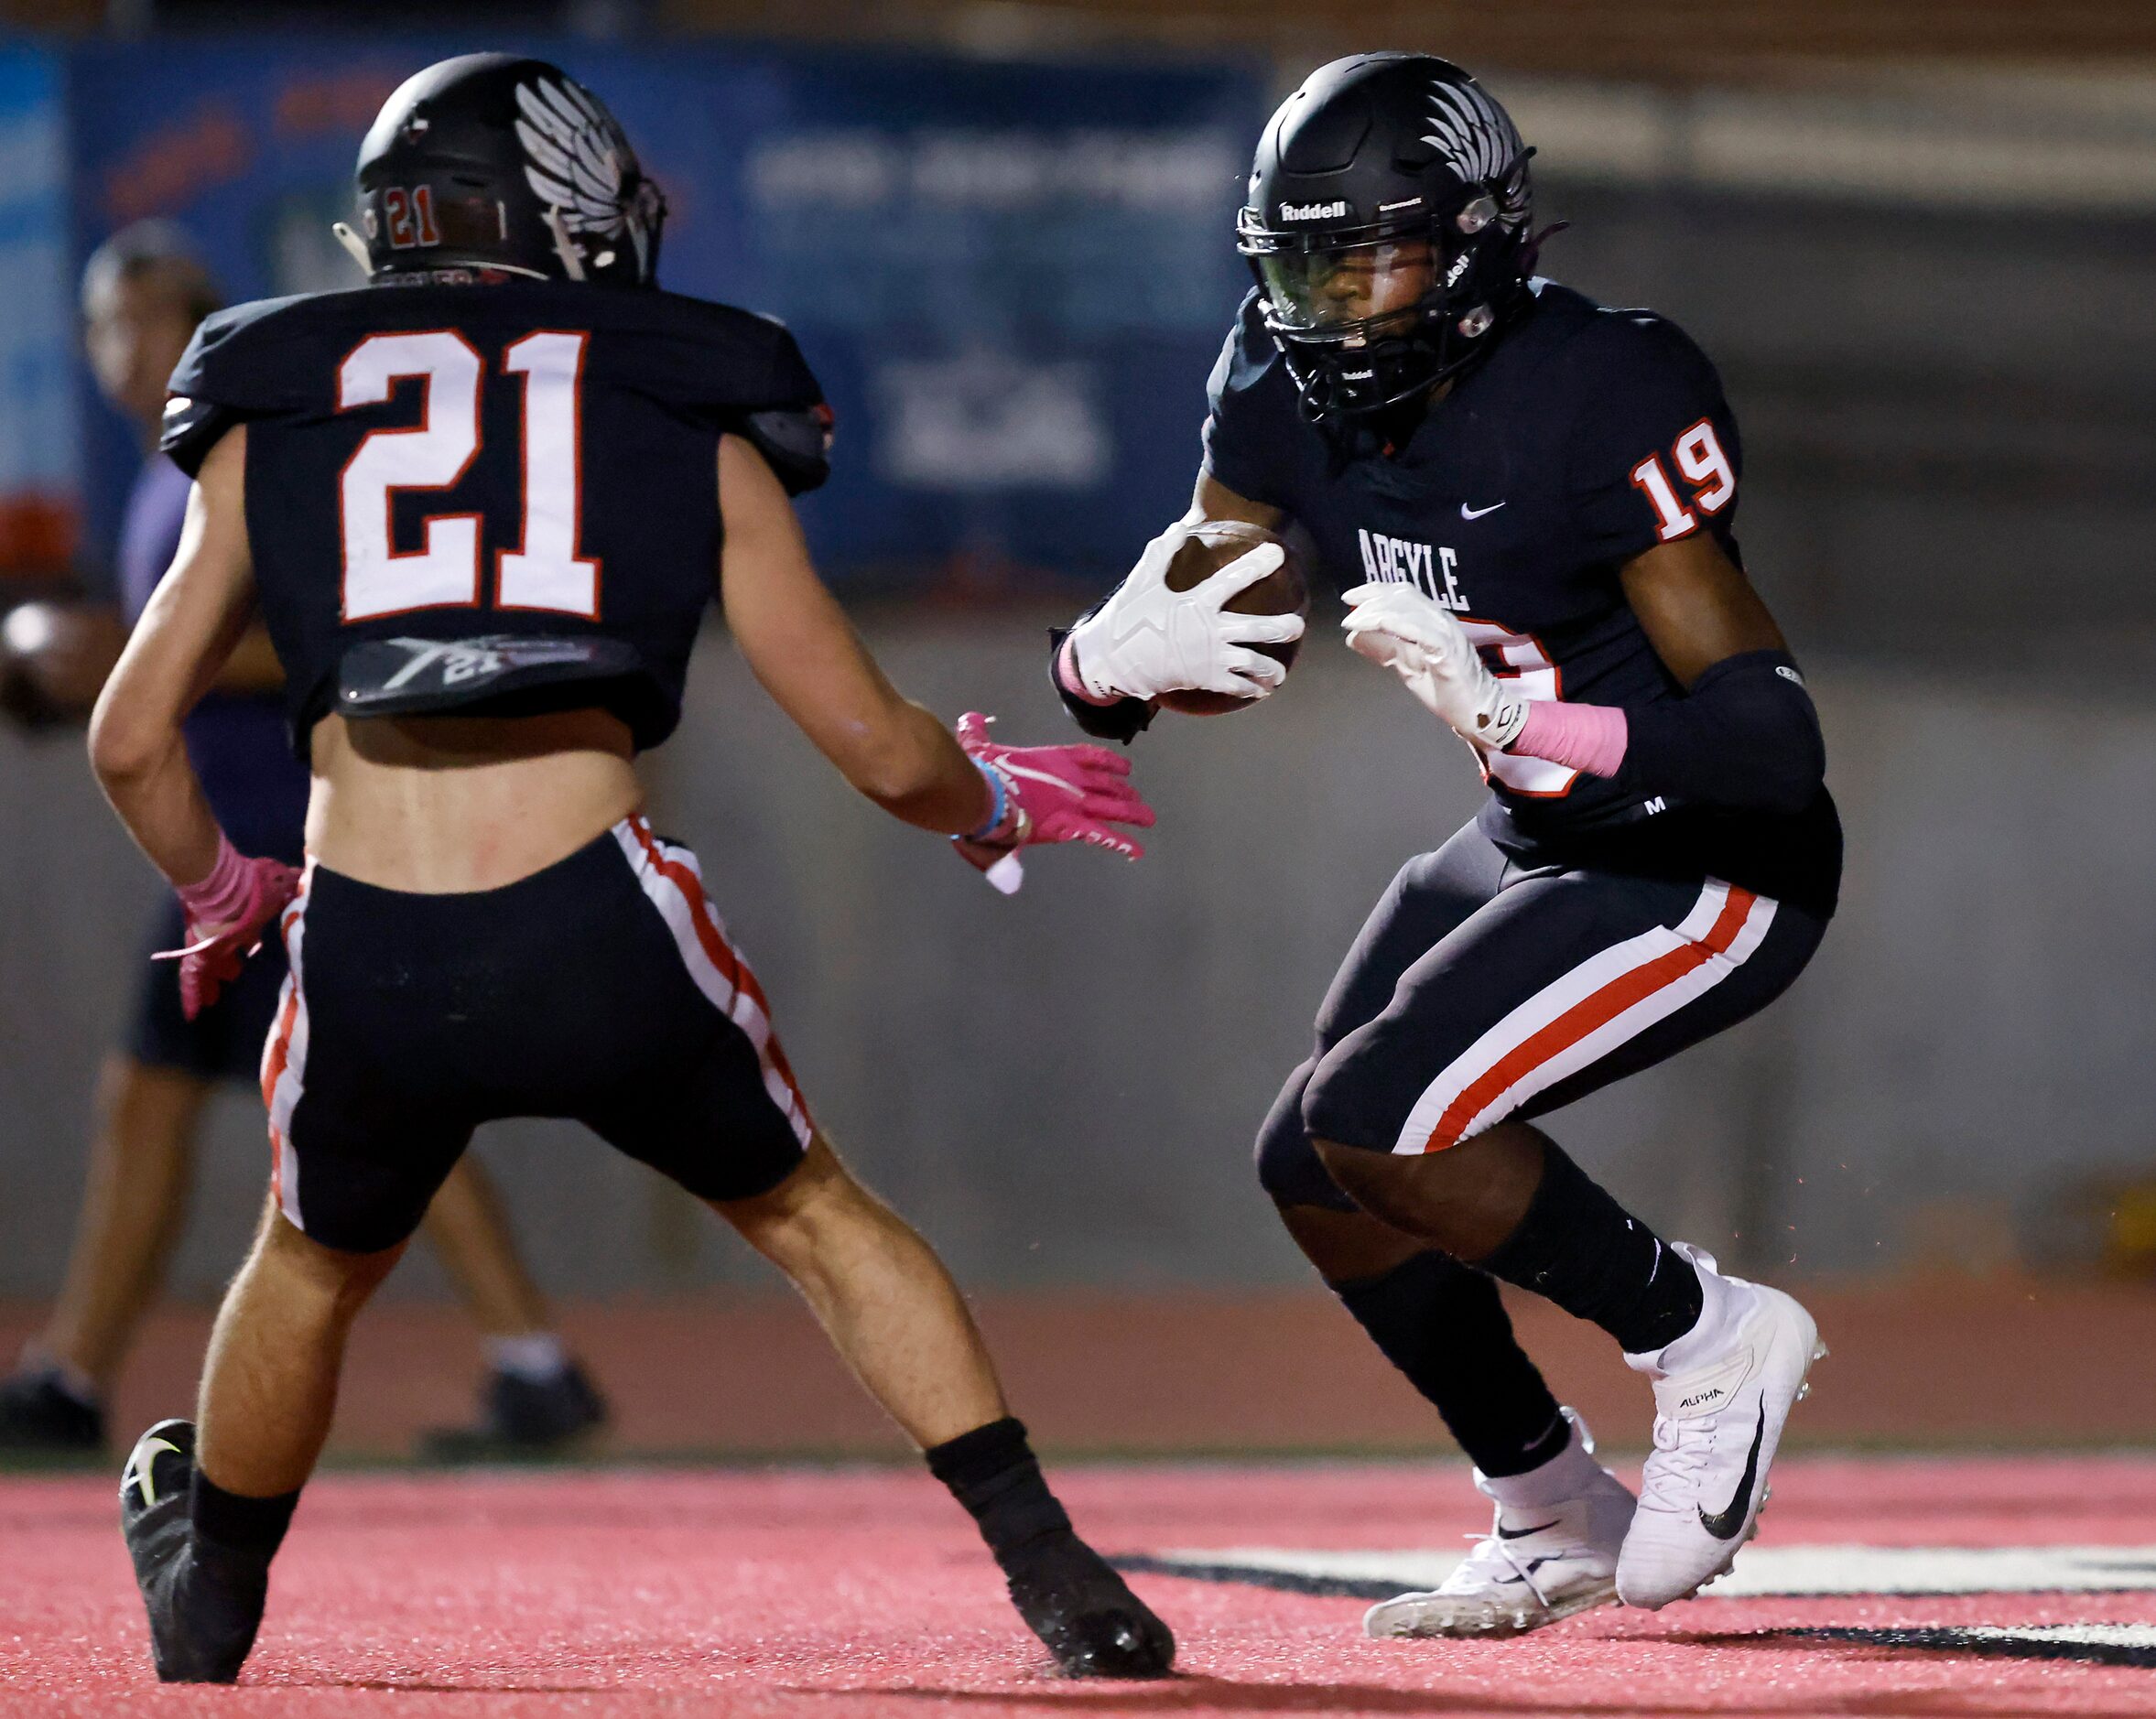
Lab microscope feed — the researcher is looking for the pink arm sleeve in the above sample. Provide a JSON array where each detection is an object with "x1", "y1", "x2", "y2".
[
  {"x1": 1510, "y1": 701, "x2": 1629, "y2": 778},
  {"x1": 1055, "y1": 633, "x2": 1122, "y2": 708}
]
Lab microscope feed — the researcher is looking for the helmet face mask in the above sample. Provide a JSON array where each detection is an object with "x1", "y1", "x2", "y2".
[
  {"x1": 347, "y1": 53, "x2": 666, "y2": 289},
  {"x1": 1237, "y1": 54, "x2": 1536, "y2": 422},
  {"x1": 1248, "y1": 235, "x2": 1439, "y2": 335}
]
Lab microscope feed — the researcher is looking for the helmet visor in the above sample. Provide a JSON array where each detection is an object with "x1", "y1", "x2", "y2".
[{"x1": 1254, "y1": 238, "x2": 1439, "y2": 334}]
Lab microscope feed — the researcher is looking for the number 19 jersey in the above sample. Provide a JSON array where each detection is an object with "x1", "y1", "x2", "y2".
[
  {"x1": 162, "y1": 278, "x2": 832, "y2": 762},
  {"x1": 1202, "y1": 277, "x2": 1839, "y2": 914}
]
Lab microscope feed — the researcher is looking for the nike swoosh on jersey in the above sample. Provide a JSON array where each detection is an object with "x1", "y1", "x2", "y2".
[
  {"x1": 1460, "y1": 502, "x2": 1507, "y2": 519},
  {"x1": 1697, "y1": 1409, "x2": 1767, "y2": 1541}
]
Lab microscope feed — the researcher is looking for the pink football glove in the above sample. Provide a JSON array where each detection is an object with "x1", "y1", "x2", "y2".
[
  {"x1": 152, "y1": 835, "x2": 302, "y2": 1021},
  {"x1": 952, "y1": 711, "x2": 1155, "y2": 893}
]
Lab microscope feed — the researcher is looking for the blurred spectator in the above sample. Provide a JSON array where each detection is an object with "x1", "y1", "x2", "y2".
[{"x1": 0, "y1": 220, "x2": 607, "y2": 1459}]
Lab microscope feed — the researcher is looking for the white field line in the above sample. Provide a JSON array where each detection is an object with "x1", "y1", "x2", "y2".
[{"x1": 1154, "y1": 1543, "x2": 2156, "y2": 1597}]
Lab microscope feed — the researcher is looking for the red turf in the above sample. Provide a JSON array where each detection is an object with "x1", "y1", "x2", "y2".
[{"x1": 5, "y1": 1457, "x2": 2154, "y2": 1717}]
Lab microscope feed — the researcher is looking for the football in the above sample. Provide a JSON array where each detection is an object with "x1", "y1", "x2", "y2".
[{"x1": 1154, "y1": 520, "x2": 1310, "y2": 717}]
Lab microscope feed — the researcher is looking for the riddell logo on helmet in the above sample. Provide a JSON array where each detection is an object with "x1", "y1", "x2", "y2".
[{"x1": 1279, "y1": 200, "x2": 1349, "y2": 222}]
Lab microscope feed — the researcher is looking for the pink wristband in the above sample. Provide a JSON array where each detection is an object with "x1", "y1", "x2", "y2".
[
  {"x1": 1055, "y1": 633, "x2": 1121, "y2": 708},
  {"x1": 1511, "y1": 701, "x2": 1629, "y2": 778},
  {"x1": 174, "y1": 831, "x2": 253, "y2": 928}
]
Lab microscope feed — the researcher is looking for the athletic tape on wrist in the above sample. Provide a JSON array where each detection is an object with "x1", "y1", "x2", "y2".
[{"x1": 963, "y1": 758, "x2": 1010, "y2": 843}]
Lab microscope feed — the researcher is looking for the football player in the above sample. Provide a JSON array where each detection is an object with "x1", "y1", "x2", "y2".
[
  {"x1": 0, "y1": 221, "x2": 607, "y2": 1460},
  {"x1": 98, "y1": 56, "x2": 1167, "y2": 1683},
  {"x1": 1049, "y1": 54, "x2": 1838, "y2": 1633}
]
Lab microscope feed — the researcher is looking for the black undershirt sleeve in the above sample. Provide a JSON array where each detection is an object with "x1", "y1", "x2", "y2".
[
  {"x1": 1045, "y1": 624, "x2": 1154, "y2": 743},
  {"x1": 1611, "y1": 649, "x2": 1826, "y2": 816}
]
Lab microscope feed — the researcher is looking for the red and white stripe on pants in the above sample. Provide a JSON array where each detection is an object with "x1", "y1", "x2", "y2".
[
  {"x1": 1397, "y1": 877, "x2": 1777, "y2": 1155},
  {"x1": 612, "y1": 816, "x2": 814, "y2": 1148},
  {"x1": 257, "y1": 860, "x2": 316, "y2": 1229}
]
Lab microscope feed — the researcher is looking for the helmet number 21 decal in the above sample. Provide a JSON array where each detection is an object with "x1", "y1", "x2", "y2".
[
  {"x1": 381, "y1": 187, "x2": 442, "y2": 252},
  {"x1": 338, "y1": 330, "x2": 600, "y2": 622}
]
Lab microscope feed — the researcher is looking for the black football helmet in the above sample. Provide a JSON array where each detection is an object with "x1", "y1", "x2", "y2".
[
  {"x1": 339, "y1": 53, "x2": 666, "y2": 287},
  {"x1": 1237, "y1": 54, "x2": 1539, "y2": 420}
]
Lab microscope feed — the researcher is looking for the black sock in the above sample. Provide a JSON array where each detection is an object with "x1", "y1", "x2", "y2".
[
  {"x1": 1336, "y1": 1251, "x2": 1568, "y2": 1478},
  {"x1": 1478, "y1": 1141, "x2": 1704, "y2": 1356},
  {"x1": 190, "y1": 1474, "x2": 299, "y2": 1563},
  {"x1": 925, "y1": 1417, "x2": 1071, "y2": 1561}
]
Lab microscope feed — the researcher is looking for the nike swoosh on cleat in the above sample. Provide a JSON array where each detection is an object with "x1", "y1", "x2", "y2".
[
  {"x1": 1698, "y1": 1409, "x2": 1767, "y2": 1541},
  {"x1": 124, "y1": 1436, "x2": 182, "y2": 1508},
  {"x1": 1460, "y1": 502, "x2": 1507, "y2": 519},
  {"x1": 1495, "y1": 1519, "x2": 1560, "y2": 1540}
]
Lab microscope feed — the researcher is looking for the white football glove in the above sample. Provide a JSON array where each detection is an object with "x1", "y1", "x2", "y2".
[
  {"x1": 1340, "y1": 581, "x2": 1530, "y2": 751},
  {"x1": 1066, "y1": 522, "x2": 1306, "y2": 704}
]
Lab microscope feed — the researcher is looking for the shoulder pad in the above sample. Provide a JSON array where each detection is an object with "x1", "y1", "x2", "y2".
[
  {"x1": 1570, "y1": 303, "x2": 1719, "y2": 386},
  {"x1": 158, "y1": 394, "x2": 233, "y2": 479},
  {"x1": 742, "y1": 403, "x2": 834, "y2": 497},
  {"x1": 160, "y1": 293, "x2": 327, "y2": 477},
  {"x1": 627, "y1": 295, "x2": 833, "y2": 493}
]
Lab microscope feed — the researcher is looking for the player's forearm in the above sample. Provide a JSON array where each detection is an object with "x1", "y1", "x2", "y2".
[
  {"x1": 840, "y1": 700, "x2": 996, "y2": 836},
  {"x1": 87, "y1": 717, "x2": 223, "y2": 888},
  {"x1": 1510, "y1": 651, "x2": 1826, "y2": 816}
]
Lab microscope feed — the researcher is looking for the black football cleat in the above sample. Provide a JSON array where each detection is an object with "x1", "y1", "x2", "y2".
[
  {"x1": 0, "y1": 1367, "x2": 104, "y2": 1454},
  {"x1": 119, "y1": 1420, "x2": 268, "y2": 1684},
  {"x1": 1002, "y1": 1531, "x2": 1176, "y2": 1679},
  {"x1": 417, "y1": 1360, "x2": 607, "y2": 1462}
]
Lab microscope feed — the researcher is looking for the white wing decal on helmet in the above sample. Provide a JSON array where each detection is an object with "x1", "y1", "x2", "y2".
[
  {"x1": 1422, "y1": 80, "x2": 1530, "y2": 228},
  {"x1": 515, "y1": 76, "x2": 626, "y2": 237}
]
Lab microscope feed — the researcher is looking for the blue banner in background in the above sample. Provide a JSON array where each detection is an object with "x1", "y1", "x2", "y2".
[
  {"x1": 64, "y1": 38, "x2": 1265, "y2": 591},
  {"x1": 0, "y1": 46, "x2": 74, "y2": 574}
]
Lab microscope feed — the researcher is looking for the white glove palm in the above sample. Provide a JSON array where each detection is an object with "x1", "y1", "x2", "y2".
[
  {"x1": 1340, "y1": 581, "x2": 1530, "y2": 751},
  {"x1": 1067, "y1": 523, "x2": 1306, "y2": 703}
]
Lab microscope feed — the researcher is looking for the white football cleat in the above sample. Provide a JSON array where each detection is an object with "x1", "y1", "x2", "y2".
[
  {"x1": 1615, "y1": 1244, "x2": 1824, "y2": 1610},
  {"x1": 1364, "y1": 1409, "x2": 1634, "y2": 1639}
]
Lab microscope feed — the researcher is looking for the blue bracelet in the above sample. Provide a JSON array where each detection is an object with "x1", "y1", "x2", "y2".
[{"x1": 962, "y1": 758, "x2": 1008, "y2": 843}]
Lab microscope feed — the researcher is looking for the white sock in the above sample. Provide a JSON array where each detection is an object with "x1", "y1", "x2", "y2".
[
  {"x1": 1631, "y1": 1244, "x2": 1744, "y2": 1374},
  {"x1": 485, "y1": 1333, "x2": 570, "y2": 1382}
]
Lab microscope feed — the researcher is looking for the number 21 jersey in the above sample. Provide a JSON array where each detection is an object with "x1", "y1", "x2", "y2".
[{"x1": 162, "y1": 278, "x2": 831, "y2": 762}]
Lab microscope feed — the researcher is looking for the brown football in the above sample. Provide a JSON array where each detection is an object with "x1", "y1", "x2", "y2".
[{"x1": 1154, "y1": 521, "x2": 1309, "y2": 717}]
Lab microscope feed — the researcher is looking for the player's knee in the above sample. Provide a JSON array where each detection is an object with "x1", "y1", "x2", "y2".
[
  {"x1": 1255, "y1": 1059, "x2": 1356, "y2": 1213},
  {"x1": 715, "y1": 1135, "x2": 872, "y2": 1261},
  {"x1": 1312, "y1": 1120, "x2": 1548, "y2": 1260},
  {"x1": 1299, "y1": 1039, "x2": 1395, "y2": 1162},
  {"x1": 255, "y1": 1202, "x2": 404, "y2": 1313}
]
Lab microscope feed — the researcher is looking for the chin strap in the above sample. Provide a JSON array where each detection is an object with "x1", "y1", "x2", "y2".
[
  {"x1": 541, "y1": 207, "x2": 587, "y2": 282},
  {"x1": 1520, "y1": 220, "x2": 1571, "y2": 276},
  {"x1": 330, "y1": 222, "x2": 372, "y2": 273}
]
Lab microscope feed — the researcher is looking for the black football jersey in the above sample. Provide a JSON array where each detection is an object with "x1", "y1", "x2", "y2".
[
  {"x1": 1203, "y1": 279, "x2": 1838, "y2": 908},
  {"x1": 163, "y1": 279, "x2": 831, "y2": 761}
]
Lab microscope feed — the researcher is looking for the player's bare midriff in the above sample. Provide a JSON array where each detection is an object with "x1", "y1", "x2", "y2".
[{"x1": 305, "y1": 707, "x2": 642, "y2": 894}]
